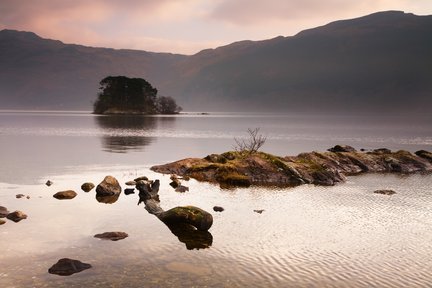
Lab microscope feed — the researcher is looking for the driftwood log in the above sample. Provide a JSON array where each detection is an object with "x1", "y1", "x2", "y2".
[{"x1": 136, "y1": 179, "x2": 213, "y2": 250}]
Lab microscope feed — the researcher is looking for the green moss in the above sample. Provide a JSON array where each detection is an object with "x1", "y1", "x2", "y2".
[
  {"x1": 187, "y1": 163, "x2": 223, "y2": 172},
  {"x1": 215, "y1": 166, "x2": 251, "y2": 187}
]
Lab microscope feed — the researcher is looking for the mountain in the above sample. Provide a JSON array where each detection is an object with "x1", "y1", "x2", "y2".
[
  {"x1": 0, "y1": 29, "x2": 185, "y2": 110},
  {"x1": 1, "y1": 11, "x2": 432, "y2": 113}
]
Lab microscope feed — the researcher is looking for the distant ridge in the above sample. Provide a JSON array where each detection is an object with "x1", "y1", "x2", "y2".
[{"x1": 1, "y1": 11, "x2": 431, "y2": 113}]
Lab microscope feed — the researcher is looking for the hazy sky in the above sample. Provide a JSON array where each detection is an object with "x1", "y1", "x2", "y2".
[{"x1": 1, "y1": 0, "x2": 432, "y2": 54}]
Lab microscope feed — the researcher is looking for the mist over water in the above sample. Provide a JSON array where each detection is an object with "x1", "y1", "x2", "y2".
[{"x1": 0, "y1": 111, "x2": 431, "y2": 287}]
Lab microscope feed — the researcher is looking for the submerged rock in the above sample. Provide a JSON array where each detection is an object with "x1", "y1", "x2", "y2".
[
  {"x1": 160, "y1": 206, "x2": 213, "y2": 231},
  {"x1": 175, "y1": 185, "x2": 189, "y2": 193},
  {"x1": 94, "y1": 231, "x2": 128, "y2": 241},
  {"x1": 374, "y1": 189, "x2": 396, "y2": 195},
  {"x1": 254, "y1": 209, "x2": 265, "y2": 214},
  {"x1": 81, "y1": 182, "x2": 95, "y2": 192},
  {"x1": 53, "y1": 190, "x2": 77, "y2": 200},
  {"x1": 0, "y1": 206, "x2": 9, "y2": 218},
  {"x1": 16, "y1": 194, "x2": 25, "y2": 199},
  {"x1": 96, "y1": 176, "x2": 121, "y2": 196},
  {"x1": 48, "y1": 258, "x2": 91, "y2": 276},
  {"x1": 6, "y1": 210, "x2": 27, "y2": 222}
]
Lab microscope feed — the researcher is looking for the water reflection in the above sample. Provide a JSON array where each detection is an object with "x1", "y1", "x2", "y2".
[
  {"x1": 95, "y1": 115, "x2": 158, "y2": 153},
  {"x1": 96, "y1": 193, "x2": 120, "y2": 204},
  {"x1": 165, "y1": 222, "x2": 213, "y2": 250}
]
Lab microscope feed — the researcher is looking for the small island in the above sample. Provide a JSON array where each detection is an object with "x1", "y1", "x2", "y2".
[
  {"x1": 151, "y1": 145, "x2": 432, "y2": 188},
  {"x1": 93, "y1": 76, "x2": 182, "y2": 115}
]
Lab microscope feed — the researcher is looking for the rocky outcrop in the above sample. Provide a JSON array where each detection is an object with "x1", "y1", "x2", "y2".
[
  {"x1": 48, "y1": 258, "x2": 91, "y2": 276},
  {"x1": 94, "y1": 231, "x2": 128, "y2": 241},
  {"x1": 96, "y1": 176, "x2": 121, "y2": 196},
  {"x1": 53, "y1": 190, "x2": 77, "y2": 200},
  {"x1": 6, "y1": 210, "x2": 27, "y2": 222},
  {"x1": 151, "y1": 146, "x2": 432, "y2": 188},
  {"x1": 81, "y1": 182, "x2": 95, "y2": 192}
]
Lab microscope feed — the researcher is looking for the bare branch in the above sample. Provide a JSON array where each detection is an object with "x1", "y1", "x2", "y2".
[{"x1": 233, "y1": 128, "x2": 266, "y2": 155}]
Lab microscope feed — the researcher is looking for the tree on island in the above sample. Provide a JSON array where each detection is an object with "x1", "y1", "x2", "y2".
[{"x1": 93, "y1": 76, "x2": 182, "y2": 114}]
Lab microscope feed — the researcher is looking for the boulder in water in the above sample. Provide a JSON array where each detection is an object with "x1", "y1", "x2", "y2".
[
  {"x1": 96, "y1": 176, "x2": 121, "y2": 196},
  {"x1": 160, "y1": 206, "x2": 213, "y2": 231}
]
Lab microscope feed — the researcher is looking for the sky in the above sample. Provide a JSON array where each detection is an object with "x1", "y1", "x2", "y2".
[{"x1": 1, "y1": 0, "x2": 432, "y2": 55}]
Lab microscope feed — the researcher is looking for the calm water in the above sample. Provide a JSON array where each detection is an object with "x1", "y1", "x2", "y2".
[{"x1": 1, "y1": 111, "x2": 432, "y2": 287}]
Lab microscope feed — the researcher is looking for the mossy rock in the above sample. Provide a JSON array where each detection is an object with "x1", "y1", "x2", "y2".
[
  {"x1": 221, "y1": 151, "x2": 237, "y2": 160},
  {"x1": 204, "y1": 154, "x2": 227, "y2": 164},
  {"x1": 160, "y1": 206, "x2": 213, "y2": 231},
  {"x1": 415, "y1": 150, "x2": 432, "y2": 162}
]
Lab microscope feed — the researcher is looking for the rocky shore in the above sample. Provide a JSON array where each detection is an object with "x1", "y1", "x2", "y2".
[{"x1": 151, "y1": 145, "x2": 432, "y2": 188}]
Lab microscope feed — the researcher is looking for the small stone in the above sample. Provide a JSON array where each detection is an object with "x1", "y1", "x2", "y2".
[
  {"x1": 81, "y1": 182, "x2": 95, "y2": 192},
  {"x1": 125, "y1": 181, "x2": 137, "y2": 186},
  {"x1": 53, "y1": 190, "x2": 77, "y2": 200},
  {"x1": 169, "y1": 180, "x2": 180, "y2": 189},
  {"x1": 0, "y1": 219, "x2": 6, "y2": 225},
  {"x1": 374, "y1": 189, "x2": 396, "y2": 195},
  {"x1": 328, "y1": 145, "x2": 356, "y2": 153},
  {"x1": 134, "y1": 176, "x2": 148, "y2": 182},
  {"x1": 48, "y1": 258, "x2": 91, "y2": 276},
  {"x1": 94, "y1": 231, "x2": 128, "y2": 241},
  {"x1": 175, "y1": 185, "x2": 189, "y2": 193},
  {"x1": 16, "y1": 194, "x2": 25, "y2": 199},
  {"x1": 0, "y1": 206, "x2": 9, "y2": 218},
  {"x1": 213, "y1": 206, "x2": 224, "y2": 212},
  {"x1": 124, "y1": 188, "x2": 135, "y2": 195},
  {"x1": 46, "y1": 180, "x2": 53, "y2": 186},
  {"x1": 253, "y1": 209, "x2": 265, "y2": 214},
  {"x1": 26, "y1": 195, "x2": 30, "y2": 199},
  {"x1": 6, "y1": 210, "x2": 27, "y2": 222}
]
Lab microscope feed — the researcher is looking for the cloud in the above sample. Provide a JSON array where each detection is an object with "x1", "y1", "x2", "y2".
[
  {"x1": 209, "y1": 0, "x2": 432, "y2": 26},
  {"x1": 0, "y1": 0, "x2": 204, "y2": 53}
]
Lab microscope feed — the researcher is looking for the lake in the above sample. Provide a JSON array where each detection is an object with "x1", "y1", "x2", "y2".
[{"x1": 1, "y1": 111, "x2": 432, "y2": 287}]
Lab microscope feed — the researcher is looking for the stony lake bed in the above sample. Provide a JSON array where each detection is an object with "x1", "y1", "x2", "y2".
[{"x1": 1, "y1": 111, "x2": 432, "y2": 287}]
